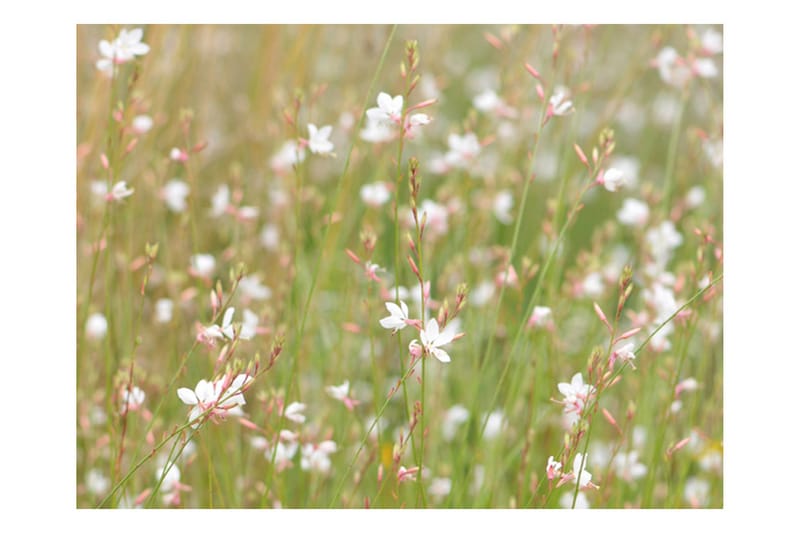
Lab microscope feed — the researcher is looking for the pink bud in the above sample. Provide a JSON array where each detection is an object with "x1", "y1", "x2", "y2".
[
  {"x1": 525, "y1": 63, "x2": 541, "y2": 79},
  {"x1": 100, "y1": 153, "x2": 110, "y2": 169},
  {"x1": 574, "y1": 144, "x2": 589, "y2": 167}
]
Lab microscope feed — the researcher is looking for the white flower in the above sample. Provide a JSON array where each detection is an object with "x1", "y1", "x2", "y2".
[
  {"x1": 611, "y1": 156, "x2": 641, "y2": 187},
  {"x1": 444, "y1": 132, "x2": 481, "y2": 168},
  {"x1": 379, "y1": 301, "x2": 410, "y2": 332},
  {"x1": 307, "y1": 124, "x2": 334, "y2": 154},
  {"x1": 202, "y1": 307, "x2": 236, "y2": 342},
  {"x1": 528, "y1": 305, "x2": 552, "y2": 328},
  {"x1": 177, "y1": 374, "x2": 251, "y2": 425},
  {"x1": 581, "y1": 272, "x2": 604, "y2": 297},
  {"x1": 366, "y1": 92, "x2": 403, "y2": 125},
  {"x1": 109, "y1": 181, "x2": 134, "y2": 201},
  {"x1": 560, "y1": 491, "x2": 590, "y2": 509},
  {"x1": 162, "y1": 179, "x2": 190, "y2": 212},
  {"x1": 601, "y1": 167, "x2": 627, "y2": 192},
  {"x1": 646, "y1": 221, "x2": 683, "y2": 267},
  {"x1": 686, "y1": 186, "x2": 706, "y2": 208},
  {"x1": 613, "y1": 451, "x2": 647, "y2": 482},
  {"x1": 417, "y1": 199, "x2": 449, "y2": 237},
  {"x1": 571, "y1": 453, "x2": 594, "y2": 488},
  {"x1": 408, "y1": 113, "x2": 431, "y2": 127},
  {"x1": 260, "y1": 224, "x2": 280, "y2": 250},
  {"x1": 420, "y1": 318, "x2": 457, "y2": 363},
  {"x1": 283, "y1": 402, "x2": 307, "y2": 424},
  {"x1": 121, "y1": 386, "x2": 145, "y2": 413},
  {"x1": 270, "y1": 140, "x2": 306, "y2": 173},
  {"x1": 549, "y1": 87, "x2": 573, "y2": 116},
  {"x1": 442, "y1": 404, "x2": 470, "y2": 442},
  {"x1": 86, "y1": 469, "x2": 110, "y2": 495},
  {"x1": 474, "y1": 89, "x2": 500, "y2": 112},
  {"x1": 301, "y1": 441, "x2": 337, "y2": 474},
  {"x1": 155, "y1": 298, "x2": 173, "y2": 324},
  {"x1": 617, "y1": 198, "x2": 650, "y2": 226},
  {"x1": 360, "y1": 182, "x2": 391, "y2": 207},
  {"x1": 96, "y1": 28, "x2": 149, "y2": 75},
  {"x1": 493, "y1": 190, "x2": 513, "y2": 224},
  {"x1": 546, "y1": 456, "x2": 562, "y2": 480},
  {"x1": 267, "y1": 441, "x2": 299, "y2": 471},
  {"x1": 210, "y1": 185, "x2": 229, "y2": 217},
  {"x1": 483, "y1": 410, "x2": 506, "y2": 440},
  {"x1": 693, "y1": 58, "x2": 718, "y2": 78},
  {"x1": 471, "y1": 280, "x2": 495, "y2": 307},
  {"x1": 612, "y1": 342, "x2": 637, "y2": 366},
  {"x1": 429, "y1": 477, "x2": 452, "y2": 499},
  {"x1": 684, "y1": 477, "x2": 710, "y2": 507},
  {"x1": 360, "y1": 117, "x2": 395, "y2": 144},
  {"x1": 132, "y1": 114, "x2": 153, "y2": 134},
  {"x1": 325, "y1": 381, "x2": 351, "y2": 401},
  {"x1": 239, "y1": 275, "x2": 272, "y2": 300},
  {"x1": 558, "y1": 373, "x2": 596, "y2": 423},
  {"x1": 155, "y1": 461, "x2": 181, "y2": 493},
  {"x1": 169, "y1": 147, "x2": 187, "y2": 162},
  {"x1": 239, "y1": 309, "x2": 259, "y2": 340},
  {"x1": 656, "y1": 47, "x2": 691, "y2": 87},
  {"x1": 701, "y1": 29, "x2": 723, "y2": 55},
  {"x1": 86, "y1": 312, "x2": 108, "y2": 340},
  {"x1": 703, "y1": 139, "x2": 723, "y2": 168},
  {"x1": 190, "y1": 253, "x2": 216, "y2": 278}
]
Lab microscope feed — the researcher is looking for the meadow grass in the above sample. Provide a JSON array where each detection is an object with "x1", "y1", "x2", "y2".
[{"x1": 76, "y1": 24, "x2": 723, "y2": 509}]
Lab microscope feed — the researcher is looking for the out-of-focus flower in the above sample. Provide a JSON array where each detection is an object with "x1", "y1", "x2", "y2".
[
  {"x1": 267, "y1": 440, "x2": 299, "y2": 472},
  {"x1": 493, "y1": 190, "x2": 513, "y2": 224},
  {"x1": 120, "y1": 386, "x2": 146, "y2": 413},
  {"x1": 283, "y1": 401, "x2": 307, "y2": 424},
  {"x1": 646, "y1": 221, "x2": 683, "y2": 268},
  {"x1": 703, "y1": 138, "x2": 723, "y2": 168},
  {"x1": 96, "y1": 28, "x2": 150, "y2": 75},
  {"x1": 86, "y1": 312, "x2": 108, "y2": 340},
  {"x1": 210, "y1": 185, "x2": 229, "y2": 217},
  {"x1": 379, "y1": 301, "x2": 410, "y2": 333},
  {"x1": 610, "y1": 342, "x2": 637, "y2": 368},
  {"x1": 617, "y1": 198, "x2": 650, "y2": 227},
  {"x1": 599, "y1": 167, "x2": 627, "y2": 192},
  {"x1": 528, "y1": 305, "x2": 553, "y2": 329},
  {"x1": 155, "y1": 298, "x2": 173, "y2": 324},
  {"x1": 132, "y1": 114, "x2": 153, "y2": 134},
  {"x1": 325, "y1": 380, "x2": 359, "y2": 411},
  {"x1": 701, "y1": 29, "x2": 723, "y2": 55},
  {"x1": 417, "y1": 199, "x2": 449, "y2": 237},
  {"x1": 260, "y1": 224, "x2": 280, "y2": 250},
  {"x1": 367, "y1": 92, "x2": 403, "y2": 125},
  {"x1": 397, "y1": 466, "x2": 419, "y2": 483},
  {"x1": 86, "y1": 469, "x2": 110, "y2": 495},
  {"x1": 613, "y1": 451, "x2": 647, "y2": 482},
  {"x1": 190, "y1": 253, "x2": 216, "y2": 278},
  {"x1": 360, "y1": 182, "x2": 391, "y2": 207},
  {"x1": 239, "y1": 309, "x2": 259, "y2": 340},
  {"x1": 239, "y1": 275, "x2": 272, "y2": 301},
  {"x1": 560, "y1": 491, "x2": 590, "y2": 509},
  {"x1": 581, "y1": 272, "x2": 604, "y2": 298},
  {"x1": 684, "y1": 477, "x2": 710, "y2": 507},
  {"x1": 107, "y1": 181, "x2": 134, "y2": 202},
  {"x1": 470, "y1": 280, "x2": 495, "y2": 307},
  {"x1": 483, "y1": 409, "x2": 506, "y2": 440},
  {"x1": 473, "y1": 89, "x2": 517, "y2": 117},
  {"x1": 442, "y1": 404, "x2": 470, "y2": 442},
  {"x1": 360, "y1": 117, "x2": 395, "y2": 144},
  {"x1": 686, "y1": 186, "x2": 706, "y2": 208},
  {"x1": 429, "y1": 477, "x2": 452, "y2": 499},
  {"x1": 444, "y1": 132, "x2": 481, "y2": 169},
  {"x1": 270, "y1": 140, "x2": 306, "y2": 174},
  {"x1": 162, "y1": 179, "x2": 190, "y2": 212},
  {"x1": 655, "y1": 47, "x2": 692, "y2": 87},
  {"x1": 420, "y1": 318, "x2": 457, "y2": 363},
  {"x1": 571, "y1": 453, "x2": 595, "y2": 488},
  {"x1": 301, "y1": 441, "x2": 337, "y2": 474},
  {"x1": 546, "y1": 456, "x2": 562, "y2": 480},
  {"x1": 693, "y1": 58, "x2": 718, "y2": 78},
  {"x1": 549, "y1": 87, "x2": 573, "y2": 116},
  {"x1": 169, "y1": 147, "x2": 188, "y2": 162},
  {"x1": 307, "y1": 124, "x2": 334, "y2": 154}
]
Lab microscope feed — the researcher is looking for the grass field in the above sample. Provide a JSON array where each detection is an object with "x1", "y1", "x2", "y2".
[{"x1": 76, "y1": 24, "x2": 723, "y2": 509}]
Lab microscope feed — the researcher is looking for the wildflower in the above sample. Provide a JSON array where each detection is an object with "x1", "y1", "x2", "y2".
[
  {"x1": 239, "y1": 275, "x2": 272, "y2": 300},
  {"x1": 300, "y1": 441, "x2": 337, "y2": 474},
  {"x1": 267, "y1": 440, "x2": 299, "y2": 472},
  {"x1": 162, "y1": 179, "x2": 190, "y2": 212},
  {"x1": 528, "y1": 306, "x2": 553, "y2": 328},
  {"x1": 283, "y1": 401, "x2": 307, "y2": 424},
  {"x1": 360, "y1": 182, "x2": 391, "y2": 207},
  {"x1": 571, "y1": 453, "x2": 596, "y2": 488},
  {"x1": 239, "y1": 309, "x2": 259, "y2": 340},
  {"x1": 581, "y1": 272, "x2": 604, "y2": 298},
  {"x1": 557, "y1": 372, "x2": 596, "y2": 423},
  {"x1": 610, "y1": 342, "x2": 637, "y2": 368},
  {"x1": 686, "y1": 186, "x2": 706, "y2": 208},
  {"x1": 693, "y1": 58, "x2": 718, "y2": 78},
  {"x1": 470, "y1": 280, "x2": 495, "y2": 307},
  {"x1": 260, "y1": 224, "x2": 280, "y2": 250},
  {"x1": 379, "y1": 301, "x2": 410, "y2": 333},
  {"x1": 190, "y1": 253, "x2": 216, "y2": 278},
  {"x1": 417, "y1": 199, "x2": 449, "y2": 237},
  {"x1": 549, "y1": 87, "x2": 573, "y2": 116},
  {"x1": 493, "y1": 190, "x2": 513, "y2": 224},
  {"x1": 397, "y1": 466, "x2": 420, "y2": 483},
  {"x1": 442, "y1": 404, "x2": 470, "y2": 442},
  {"x1": 546, "y1": 456, "x2": 562, "y2": 480},
  {"x1": 270, "y1": 140, "x2": 306, "y2": 174},
  {"x1": 325, "y1": 380, "x2": 359, "y2": 411},
  {"x1": 108, "y1": 181, "x2": 134, "y2": 202},
  {"x1": 96, "y1": 28, "x2": 150, "y2": 75},
  {"x1": 210, "y1": 185, "x2": 229, "y2": 217},
  {"x1": 703, "y1": 138, "x2": 723, "y2": 168},
  {"x1": 86, "y1": 469, "x2": 110, "y2": 495},
  {"x1": 684, "y1": 477, "x2": 710, "y2": 507},
  {"x1": 307, "y1": 124, "x2": 334, "y2": 154},
  {"x1": 155, "y1": 298, "x2": 173, "y2": 324},
  {"x1": 420, "y1": 318, "x2": 457, "y2": 363},
  {"x1": 617, "y1": 198, "x2": 650, "y2": 227},
  {"x1": 444, "y1": 132, "x2": 481, "y2": 168},
  {"x1": 599, "y1": 167, "x2": 627, "y2": 192},
  {"x1": 169, "y1": 147, "x2": 188, "y2": 163},
  {"x1": 655, "y1": 47, "x2": 691, "y2": 87},
  {"x1": 86, "y1": 312, "x2": 108, "y2": 340},
  {"x1": 675, "y1": 377, "x2": 699, "y2": 397},
  {"x1": 483, "y1": 409, "x2": 506, "y2": 440},
  {"x1": 366, "y1": 92, "x2": 403, "y2": 125},
  {"x1": 559, "y1": 491, "x2": 590, "y2": 509},
  {"x1": 199, "y1": 307, "x2": 236, "y2": 344},
  {"x1": 700, "y1": 29, "x2": 723, "y2": 55},
  {"x1": 613, "y1": 451, "x2": 647, "y2": 482},
  {"x1": 429, "y1": 477, "x2": 452, "y2": 499},
  {"x1": 120, "y1": 386, "x2": 146, "y2": 414},
  {"x1": 177, "y1": 374, "x2": 252, "y2": 425},
  {"x1": 360, "y1": 117, "x2": 394, "y2": 144},
  {"x1": 132, "y1": 115, "x2": 153, "y2": 134},
  {"x1": 646, "y1": 221, "x2": 683, "y2": 268}
]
